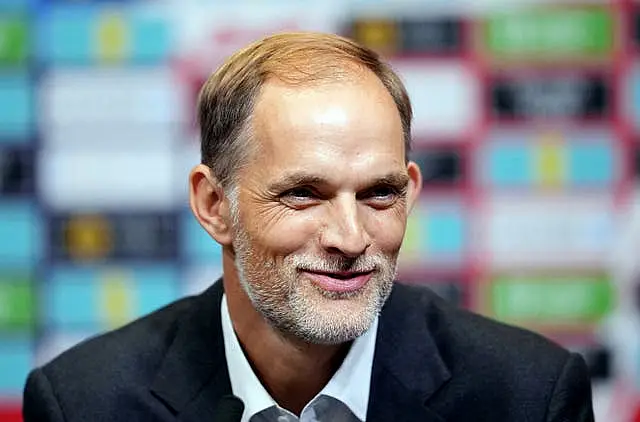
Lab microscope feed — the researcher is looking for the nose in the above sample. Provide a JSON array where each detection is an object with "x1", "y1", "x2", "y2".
[{"x1": 319, "y1": 194, "x2": 371, "y2": 257}]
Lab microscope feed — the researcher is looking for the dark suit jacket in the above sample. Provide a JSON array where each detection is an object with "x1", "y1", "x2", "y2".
[{"x1": 23, "y1": 280, "x2": 594, "y2": 421}]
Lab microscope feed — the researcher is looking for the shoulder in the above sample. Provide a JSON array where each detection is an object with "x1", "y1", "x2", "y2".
[
  {"x1": 387, "y1": 283, "x2": 593, "y2": 419},
  {"x1": 388, "y1": 283, "x2": 574, "y2": 400},
  {"x1": 42, "y1": 293, "x2": 195, "y2": 380},
  {"x1": 390, "y1": 282, "x2": 569, "y2": 362},
  {"x1": 26, "y1": 294, "x2": 199, "y2": 421}
]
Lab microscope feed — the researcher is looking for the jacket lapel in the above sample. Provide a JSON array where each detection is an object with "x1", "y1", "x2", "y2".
[
  {"x1": 149, "y1": 280, "x2": 451, "y2": 421},
  {"x1": 367, "y1": 284, "x2": 451, "y2": 422},
  {"x1": 149, "y1": 279, "x2": 233, "y2": 421}
]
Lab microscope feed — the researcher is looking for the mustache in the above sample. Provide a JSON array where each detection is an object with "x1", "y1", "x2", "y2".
[{"x1": 290, "y1": 254, "x2": 388, "y2": 273}]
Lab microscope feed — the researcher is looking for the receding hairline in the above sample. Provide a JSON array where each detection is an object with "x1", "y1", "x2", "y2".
[
  {"x1": 199, "y1": 31, "x2": 405, "y2": 102},
  {"x1": 197, "y1": 31, "x2": 413, "y2": 188},
  {"x1": 264, "y1": 60, "x2": 374, "y2": 88},
  {"x1": 250, "y1": 66, "x2": 406, "y2": 142}
]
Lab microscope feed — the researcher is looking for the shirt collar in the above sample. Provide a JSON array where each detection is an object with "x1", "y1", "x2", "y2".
[
  {"x1": 320, "y1": 310, "x2": 378, "y2": 421},
  {"x1": 221, "y1": 294, "x2": 377, "y2": 422}
]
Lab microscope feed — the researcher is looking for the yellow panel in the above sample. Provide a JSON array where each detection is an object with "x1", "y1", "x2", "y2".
[
  {"x1": 535, "y1": 132, "x2": 566, "y2": 187},
  {"x1": 398, "y1": 209, "x2": 426, "y2": 265},
  {"x1": 352, "y1": 19, "x2": 398, "y2": 53},
  {"x1": 95, "y1": 10, "x2": 129, "y2": 63},
  {"x1": 66, "y1": 215, "x2": 113, "y2": 261},
  {"x1": 100, "y1": 269, "x2": 135, "y2": 329}
]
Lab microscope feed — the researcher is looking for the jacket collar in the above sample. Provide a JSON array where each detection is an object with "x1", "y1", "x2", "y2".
[
  {"x1": 150, "y1": 279, "x2": 232, "y2": 421},
  {"x1": 366, "y1": 284, "x2": 451, "y2": 421},
  {"x1": 149, "y1": 281, "x2": 451, "y2": 421}
]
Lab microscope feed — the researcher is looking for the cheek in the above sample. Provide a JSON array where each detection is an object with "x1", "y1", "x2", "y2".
[
  {"x1": 246, "y1": 211, "x2": 321, "y2": 255},
  {"x1": 366, "y1": 210, "x2": 407, "y2": 252}
]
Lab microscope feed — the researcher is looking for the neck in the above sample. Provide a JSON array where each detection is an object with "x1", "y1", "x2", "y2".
[{"x1": 222, "y1": 251, "x2": 350, "y2": 415}]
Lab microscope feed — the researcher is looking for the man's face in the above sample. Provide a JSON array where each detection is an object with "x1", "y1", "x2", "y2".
[{"x1": 230, "y1": 70, "x2": 419, "y2": 344}]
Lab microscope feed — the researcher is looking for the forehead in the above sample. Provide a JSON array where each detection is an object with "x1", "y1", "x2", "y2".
[{"x1": 247, "y1": 71, "x2": 405, "y2": 178}]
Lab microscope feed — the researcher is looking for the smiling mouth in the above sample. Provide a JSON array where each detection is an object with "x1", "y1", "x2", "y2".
[
  {"x1": 300, "y1": 269, "x2": 374, "y2": 293},
  {"x1": 308, "y1": 270, "x2": 371, "y2": 278}
]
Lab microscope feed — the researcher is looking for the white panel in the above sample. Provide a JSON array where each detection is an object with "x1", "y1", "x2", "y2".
[
  {"x1": 393, "y1": 61, "x2": 479, "y2": 140},
  {"x1": 175, "y1": 140, "x2": 200, "y2": 202},
  {"x1": 182, "y1": 266, "x2": 223, "y2": 297},
  {"x1": 172, "y1": 2, "x2": 343, "y2": 76},
  {"x1": 40, "y1": 68, "x2": 187, "y2": 146},
  {"x1": 39, "y1": 148, "x2": 178, "y2": 211},
  {"x1": 44, "y1": 127, "x2": 182, "y2": 149},
  {"x1": 479, "y1": 194, "x2": 617, "y2": 269}
]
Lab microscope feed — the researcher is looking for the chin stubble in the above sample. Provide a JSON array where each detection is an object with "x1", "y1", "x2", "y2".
[{"x1": 228, "y1": 194, "x2": 396, "y2": 344}]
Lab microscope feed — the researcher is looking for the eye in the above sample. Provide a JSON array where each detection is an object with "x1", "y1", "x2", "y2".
[
  {"x1": 284, "y1": 187, "x2": 315, "y2": 199},
  {"x1": 370, "y1": 186, "x2": 397, "y2": 199},
  {"x1": 279, "y1": 187, "x2": 319, "y2": 208},
  {"x1": 361, "y1": 185, "x2": 400, "y2": 208}
]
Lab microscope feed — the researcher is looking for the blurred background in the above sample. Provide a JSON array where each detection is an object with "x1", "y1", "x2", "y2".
[{"x1": 0, "y1": 0, "x2": 638, "y2": 420}]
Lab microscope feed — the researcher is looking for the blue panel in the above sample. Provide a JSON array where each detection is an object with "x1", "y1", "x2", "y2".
[
  {"x1": 426, "y1": 209, "x2": 464, "y2": 254},
  {"x1": 39, "y1": 6, "x2": 93, "y2": 63},
  {"x1": 181, "y1": 211, "x2": 223, "y2": 264},
  {"x1": 130, "y1": 11, "x2": 171, "y2": 63},
  {"x1": 0, "y1": 0, "x2": 32, "y2": 9},
  {"x1": 416, "y1": 208, "x2": 431, "y2": 253},
  {"x1": 47, "y1": 267, "x2": 97, "y2": 327},
  {"x1": 41, "y1": 0, "x2": 131, "y2": 2},
  {"x1": 47, "y1": 265, "x2": 180, "y2": 330},
  {"x1": 0, "y1": 73, "x2": 32, "y2": 141},
  {"x1": 486, "y1": 144, "x2": 531, "y2": 186},
  {"x1": 0, "y1": 339, "x2": 32, "y2": 396},
  {"x1": 568, "y1": 143, "x2": 614, "y2": 186},
  {"x1": 132, "y1": 265, "x2": 178, "y2": 316},
  {"x1": 0, "y1": 200, "x2": 42, "y2": 266},
  {"x1": 631, "y1": 69, "x2": 640, "y2": 128}
]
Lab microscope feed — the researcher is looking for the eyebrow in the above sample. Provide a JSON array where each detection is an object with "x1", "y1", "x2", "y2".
[{"x1": 266, "y1": 171, "x2": 410, "y2": 193}]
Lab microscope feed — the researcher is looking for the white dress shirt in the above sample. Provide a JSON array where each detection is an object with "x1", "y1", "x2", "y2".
[{"x1": 221, "y1": 294, "x2": 378, "y2": 422}]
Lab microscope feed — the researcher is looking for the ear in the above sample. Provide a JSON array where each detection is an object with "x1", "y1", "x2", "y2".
[
  {"x1": 405, "y1": 161, "x2": 423, "y2": 214},
  {"x1": 189, "y1": 164, "x2": 234, "y2": 246}
]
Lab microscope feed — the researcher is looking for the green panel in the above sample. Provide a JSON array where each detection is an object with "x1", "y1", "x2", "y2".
[
  {"x1": 0, "y1": 14, "x2": 29, "y2": 65},
  {"x1": 489, "y1": 274, "x2": 614, "y2": 324},
  {"x1": 401, "y1": 212, "x2": 424, "y2": 255},
  {"x1": 0, "y1": 272, "x2": 35, "y2": 331},
  {"x1": 484, "y1": 8, "x2": 614, "y2": 60}
]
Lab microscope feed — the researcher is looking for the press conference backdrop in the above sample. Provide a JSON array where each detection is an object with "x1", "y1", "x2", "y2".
[{"x1": 0, "y1": 0, "x2": 638, "y2": 420}]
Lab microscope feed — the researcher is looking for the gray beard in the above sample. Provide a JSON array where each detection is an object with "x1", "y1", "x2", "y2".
[{"x1": 231, "y1": 223, "x2": 396, "y2": 345}]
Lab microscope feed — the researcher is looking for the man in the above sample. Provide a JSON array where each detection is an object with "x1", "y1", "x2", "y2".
[{"x1": 23, "y1": 32, "x2": 594, "y2": 421}]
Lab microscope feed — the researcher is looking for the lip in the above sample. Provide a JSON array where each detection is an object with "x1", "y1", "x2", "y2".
[{"x1": 301, "y1": 269, "x2": 373, "y2": 293}]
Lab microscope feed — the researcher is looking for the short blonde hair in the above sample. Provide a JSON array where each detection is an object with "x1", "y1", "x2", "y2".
[{"x1": 197, "y1": 31, "x2": 413, "y2": 189}]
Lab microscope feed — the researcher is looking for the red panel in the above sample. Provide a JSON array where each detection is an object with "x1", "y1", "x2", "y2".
[{"x1": 0, "y1": 404, "x2": 22, "y2": 422}]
